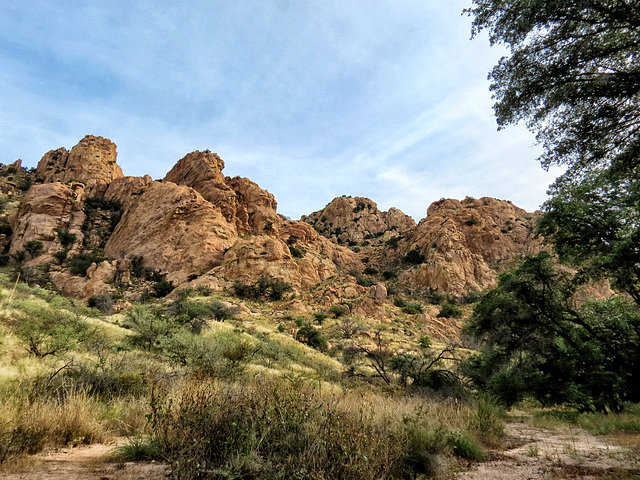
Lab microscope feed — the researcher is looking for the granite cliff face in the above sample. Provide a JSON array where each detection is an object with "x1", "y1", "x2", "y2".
[
  {"x1": 302, "y1": 196, "x2": 416, "y2": 245},
  {"x1": 35, "y1": 135, "x2": 123, "y2": 196},
  {"x1": 304, "y1": 195, "x2": 543, "y2": 295},
  {"x1": 5, "y1": 135, "x2": 544, "y2": 306},
  {"x1": 8, "y1": 137, "x2": 359, "y2": 299}
]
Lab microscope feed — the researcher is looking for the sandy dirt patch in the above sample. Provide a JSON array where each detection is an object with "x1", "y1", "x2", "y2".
[
  {"x1": 457, "y1": 421, "x2": 640, "y2": 479},
  {"x1": 0, "y1": 442, "x2": 168, "y2": 480}
]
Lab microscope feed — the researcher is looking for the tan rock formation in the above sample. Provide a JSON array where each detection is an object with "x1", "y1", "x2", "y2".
[
  {"x1": 104, "y1": 181, "x2": 236, "y2": 284},
  {"x1": 302, "y1": 196, "x2": 416, "y2": 244},
  {"x1": 104, "y1": 175, "x2": 153, "y2": 210},
  {"x1": 399, "y1": 197, "x2": 542, "y2": 294},
  {"x1": 50, "y1": 261, "x2": 117, "y2": 300},
  {"x1": 35, "y1": 135, "x2": 124, "y2": 195},
  {"x1": 209, "y1": 235, "x2": 339, "y2": 290},
  {"x1": 163, "y1": 151, "x2": 280, "y2": 234},
  {"x1": 9, "y1": 182, "x2": 86, "y2": 255}
]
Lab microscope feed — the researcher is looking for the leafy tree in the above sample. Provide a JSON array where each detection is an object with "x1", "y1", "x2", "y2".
[
  {"x1": 14, "y1": 302, "x2": 91, "y2": 358},
  {"x1": 467, "y1": 0, "x2": 640, "y2": 298},
  {"x1": 538, "y1": 167, "x2": 640, "y2": 306},
  {"x1": 466, "y1": 0, "x2": 640, "y2": 179},
  {"x1": 24, "y1": 241, "x2": 43, "y2": 258},
  {"x1": 464, "y1": 253, "x2": 640, "y2": 410}
]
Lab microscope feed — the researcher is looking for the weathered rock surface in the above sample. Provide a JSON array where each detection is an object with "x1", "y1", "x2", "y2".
[
  {"x1": 399, "y1": 197, "x2": 542, "y2": 294},
  {"x1": 35, "y1": 135, "x2": 124, "y2": 195},
  {"x1": 9, "y1": 182, "x2": 85, "y2": 256},
  {"x1": 302, "y1": 196, "x2": 416, "y2": 244},
  {"x1": 104, "y1": 181, "x2": 236, "y2": 284},
  {"x1": 163, "y1": 151, "x2": 279, "y2": 234},
  {"x1": 104, "y1": 175, "x2": 153, "y2": 210}
]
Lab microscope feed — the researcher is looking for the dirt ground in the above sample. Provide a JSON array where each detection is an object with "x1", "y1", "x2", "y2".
[
  {"x1": 1, "y1": 420, "x2": 638, "y2": 480},
  {"x1": 456, "y1": 420, "x2": 640, "y2": 480},
  {"x1": 0, "y1": 443, "x2": 168, "y2": 480}
]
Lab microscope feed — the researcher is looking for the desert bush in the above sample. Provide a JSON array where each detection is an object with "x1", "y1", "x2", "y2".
[
  {"x1": 329, "y1": 304, "x2": 348, "y2": 318},
  {"x1": 404, "y1": 249, "x2": 425, "y2": 265},
  {"x1": 87, "y1": 294, "x2": 114, "y2": 315},
  {"x1": 54, "y1": 228, "x2": 76, "y2": 248},
  {"x1": 123, "y1": 305, "x2": 178, "y2": 351},
  {"x1": 68, "y1": 252, "x2": 106, "y2": 276},
  {"x1": 437, "y1": 303, "x2": 463, "y2": 318},
  {"x1": 24, "y1": 241, "x2": 43, "y2": 258},
  {"x1": 232, "y1": 275, "x2": 292, "y2": 302},
  {"x1": 210, "y1": 300, "x2": 235, "y2": 322},
  {"x1": 13, "y1": 301, "x2": 92, "y2": 358},
  {"x1": 402, "y1": 302, "x2": 424, "y2": 315},
  {"x1": 152, "y1": 278, "x2": 175, "y2": 298},
  {"x1": 295, "y1": 323, "x2": 327, "y2": 351}
]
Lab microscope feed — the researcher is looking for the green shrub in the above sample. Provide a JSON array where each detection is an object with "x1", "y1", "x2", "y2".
[
  {"x1": 68, "y1": 252, "x2": 106, "y2": 276},
  {"x1": 437, "y1": 303, "x2": 463, "y2": 318},
  {"x1": 24, "y1": 240, "x2": 44, "y2": 258},
  {"x1": 153, "y1": 278, "x2": 175, "y2": 298},
  {"x1": 404, "y1": 249, "x2": 425, "y2": 265},
  {"x1": 356, "y1": 275, "x2": 374, "y2": 287},
  {"x1": 393, "y1": 297, "x2": 407, "y2": 308},
  {"x1": 87, "y1": 294, "x2": 114, "y2": 315},
  {"x1": 330, "y1": 304, "x2": 348, "y2": 318},
  {"x1": 402, "y1": 302, "x2": 424, "y2": 315},
  {"x1": 232, "y1": 275, "x2": 292, "y2": 302},
  {"x1": 54, "y1": 228, "x2": 76, "y2": 247},
  {"x1": 289, "y1": 246, "x2": 304, "y2": 258},
  {"x1": 295, "y1": 324, "x2": 327, "y2": 351},
  {"x1": 210, "y1": 300, "x2": 235, "y2": 322}
]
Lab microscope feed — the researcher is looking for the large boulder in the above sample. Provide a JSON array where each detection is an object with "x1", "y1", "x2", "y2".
[
  {"x1": 9, "y1": 182, "x2": 85, "y2": 257},
  {"x1": 35, "y1": 135, "x2": 124, "y2": 195},
  {"x1": 104, "y1": 181, "x2": 237, "y2": 284}
]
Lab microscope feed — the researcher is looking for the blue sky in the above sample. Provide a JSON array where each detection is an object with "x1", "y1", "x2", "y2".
[{"x1": 0, "y1": 0, "x2": 561, "y2": 221}]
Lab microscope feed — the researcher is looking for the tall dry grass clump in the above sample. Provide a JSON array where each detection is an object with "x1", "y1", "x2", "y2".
[{"x1": 149, "y1": 374, "x2": 499, "y2": 479}]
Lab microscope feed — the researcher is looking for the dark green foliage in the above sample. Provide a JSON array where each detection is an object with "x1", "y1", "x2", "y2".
[
  {"x1": 402, "y1": 302, "x2": 424, "y2": 315},
  {"x1": 404, "y1": 249, "x2": 425, "y2": 265},
  {"x1": 68, "y1": 252, "x2": 106, "y2": 276},
  {"x1": 465, "y1": 217, "x2": 478, "y2": 226},
  {"x1": 113, "y1": 436, "x2": 162, "y2": 462},
  {"x1": 87, "y1": 294, "x2": 114, "y2": 315},
  {"x1": 286, "y1": 235, "x2": 298, "y2": 245},
  {"x1": 389, "y1": 346, "x2": 460, "y2": 391},
  {"x1": 13, "y1": 301, "x2": 91, "y2": 358},
  {"x1": 152, "y1": 278, "x2": 175, "y2": 298},
  {"x1": 538, "y1": 169, "x2": 640, "y2": 307},
  {"x1": 0, "y1": 254, "x2": 9, "y2": 266},
  {"x1": 0, "y1": 221, "x2": 12, "y2": 237},
  {"x1": 232, "y1": 275, "x2": 292, "y2": 302},
  {"x1": 381, "y1": 270, "x2": 396, "y2": 280},
  {"x1": 295, "y1": 323, "x2": 327, "y2": 351},
  {"x1": 356, "y1": 275, "x2": 374, "y2": 287},
  {"x1": 438, "y1": 303, "x2": 463, "y2": 318},
  {"x1": 288, "y1": 245, "x2": 304, "y2": 258},
  {"x1": 312, "y1": 311, "x2": 329, "y2": 325},
  {"x1": 329, "y1": 304, "x2": 348, "y2": 318},
  {"x1": 54, "y1": 228, "x2": 76, "y2": 247},
  {"x1": 24, "y1": 241, "x2": 43, "y2": 258},
  {"x1": 393, "y1": 296, "x2": 407, "y2": 308},
  {"x1": 84, "y1": 196, "x2": 122, "y2": 212},
  {"x1": 363, "y1": 266, "x2": 378, "y2": 275},
  {"x1": 468, "y1": 0, "x2": 640, "y2": 310},
  {"x1": 196, "y1": 285, "x2": 212, "y2": 296},
  {"x1": 130, "y1": 255, "x2": 146, "y2": 279},
  {"x1": 385, "y1": 236, "x2": 400, "y2": 249},
  {"x1": 466, "y1": 0, "x2": 640, "y2": 179},
  {"x1": 464, "y1": 253, "x2": 640, "y2": 410},
  {"x1": 52, "y1": 249, "x2": 69, "y2": 264},
  {"x1": 210, "y1": 300, "x2": 235, "y2": 322}
]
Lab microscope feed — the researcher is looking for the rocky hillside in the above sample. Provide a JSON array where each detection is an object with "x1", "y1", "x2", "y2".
[{"x1": 0, "y1": 135, "x2": 543, "y2": 334}]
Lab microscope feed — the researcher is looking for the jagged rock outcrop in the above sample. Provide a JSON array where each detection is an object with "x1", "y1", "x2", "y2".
[
  {"x1": 163, "y1": 151, "x2": 279, "y2": 234},
  {"x1": 302, "y1": 196, "x2": 416, "y2": 244},
  {"x1": 104, "y1": 181, "x2": 236, "y2": 284},
  {"x1": 104, "y1": 175, "x2": 153, "y2": 210},
  {"x1": 35, "y1": 135, "x2": 124, "y2": 195},
  {"x1": 9, "y1": 182, "x2": 85, "y2": 257},
  {"x1": 398, "y1": 196, "x2": 542, "y2": 294}
]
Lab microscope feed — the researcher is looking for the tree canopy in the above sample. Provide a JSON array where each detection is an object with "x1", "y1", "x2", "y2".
[
  {"x1": 464, "y1": 253, "x2": 640, "y2": 410},
  {"x1": 466, "y1": 0, "x2": 640, "y2": 178}
]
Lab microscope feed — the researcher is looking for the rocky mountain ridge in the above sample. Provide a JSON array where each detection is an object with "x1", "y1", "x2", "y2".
[{"x1": 2, "y1": 136, "x2": 543, "y2": 322}]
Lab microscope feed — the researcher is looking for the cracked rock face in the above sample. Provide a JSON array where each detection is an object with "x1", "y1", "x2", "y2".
[{"x1": 35, "y1": 135, "x2": 124, "y2": 195}]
